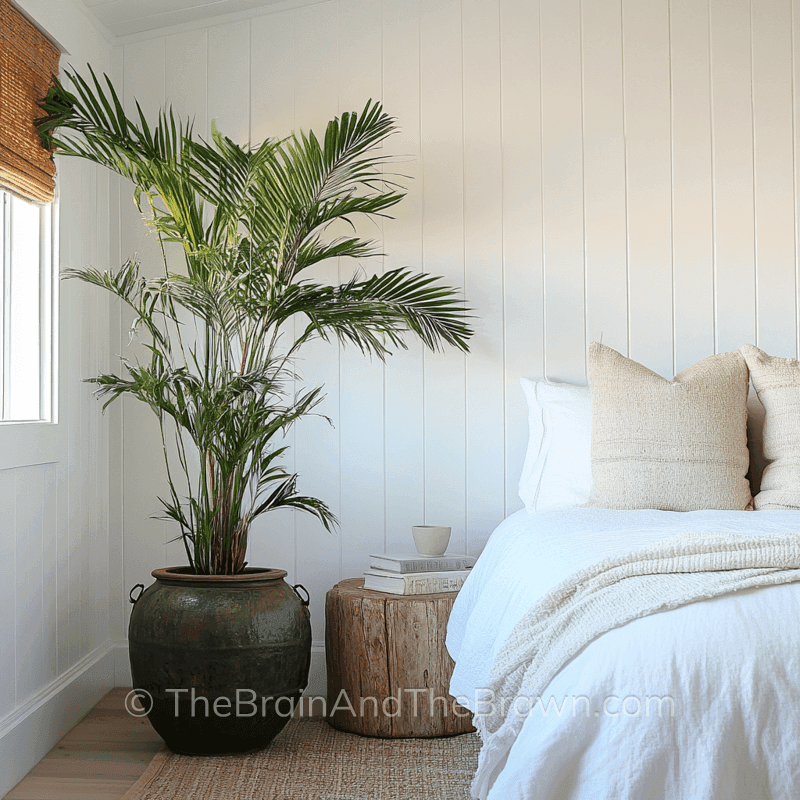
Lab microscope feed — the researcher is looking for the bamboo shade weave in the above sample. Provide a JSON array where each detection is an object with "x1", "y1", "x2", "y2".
[{"x1": 0, "y1": 0, "x2": 59, "y2": 204}]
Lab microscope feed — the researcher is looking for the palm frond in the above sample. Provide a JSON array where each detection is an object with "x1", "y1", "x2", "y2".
[{"x1": 39, "y1": 73, "x2": 473, "y2": 574}]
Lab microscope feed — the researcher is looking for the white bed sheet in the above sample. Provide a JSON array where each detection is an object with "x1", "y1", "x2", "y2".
[{"x1": 447, "y1": 508, "x2": 800, "y2": 800}]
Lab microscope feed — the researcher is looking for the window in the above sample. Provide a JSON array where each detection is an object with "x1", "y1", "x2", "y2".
[{"x1": 0, "y1": 189, "x2": 56, "y2": 421}]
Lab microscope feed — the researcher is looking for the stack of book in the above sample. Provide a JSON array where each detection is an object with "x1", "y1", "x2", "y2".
[{"x1": 363, "y1": 553, "x2": 476, "y2": 595}]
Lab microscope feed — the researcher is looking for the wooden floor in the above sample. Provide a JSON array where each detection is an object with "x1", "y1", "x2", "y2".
[
  {"x1": 4, "y1": 690, "x2": 328, "y2": 799},
  {"x1": 3, "y1": 688, "x2": 163, "y2": 800}
]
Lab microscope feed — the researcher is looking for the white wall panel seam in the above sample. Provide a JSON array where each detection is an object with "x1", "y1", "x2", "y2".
[
  {"x1": 708, "y1": 0, "x2": 718, "y2": 353},
  {"x1": 12, "y1": 472, "x2": 17, "y2": 708},
  {"x1": 336, "y1": 0, "x2": 342, "y2": 584},
  {"x1": 120, "y1": 47, "x2": 126, "y2": 595},
  {"x1": 248, "y1": 19, "x2": 253, "y2": 145},
  {"x1": 461, "y1": 0, "x2": 468, "y2": 554},
  {"x1": 793, "y1": 0, "x2": 799, "y2": 357},
  {"x1": 381, "y1": 0, "x2": 389, "y2": 545},
  {"x1": 538, "y1": 0, "x2": 547, "y2": 376},
  {"x1": 750, "y1": 0, "x2": 759, "y2": 347},
  {"x1": 419, "y1": 0, "x2": 426, "y2": 523},
  {"x1": 620, "y1": 0, "x2": 631, "y2": 358},
  {"x1": 205, "y1": 29, "x2": 210, "y2": 140},
  {"x1": 291, "y1": 8, "x2": 297, "y2": 584},
  {"x1": 292, "y1": 5, "x2": 297, "y2": 597},
  {"x1": 580, "y1": 0, "x2": 588, "y2": 378},
  {"x1": 669, "y1": 0, "x2": 676, "y2": 376},
  {"x1": 498, "y1": 0, "x2": 507, "y2": 519}
]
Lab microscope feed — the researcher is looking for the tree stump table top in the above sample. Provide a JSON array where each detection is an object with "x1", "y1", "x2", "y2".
[{"x1": 325, "y1": 578, "x2": 475, "y2": 738}]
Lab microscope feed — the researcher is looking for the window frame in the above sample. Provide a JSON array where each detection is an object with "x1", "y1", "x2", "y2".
[{"x1": 0, "y1": 187, "x2": 58, "y2": 425}]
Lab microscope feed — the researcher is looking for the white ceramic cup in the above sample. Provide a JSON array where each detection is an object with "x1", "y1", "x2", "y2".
[{"x1": 412, "y1": 525, "x2": 452, "y2": 557}]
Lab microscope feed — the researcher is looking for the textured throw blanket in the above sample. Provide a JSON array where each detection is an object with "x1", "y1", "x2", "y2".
[{"x1": 471, "y1": 531, "x2": 800, "y2": 800}]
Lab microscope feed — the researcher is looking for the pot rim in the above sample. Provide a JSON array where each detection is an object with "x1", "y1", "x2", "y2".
[{"x1": 152, "y1": 566, "x2": 288, "y2": 586}]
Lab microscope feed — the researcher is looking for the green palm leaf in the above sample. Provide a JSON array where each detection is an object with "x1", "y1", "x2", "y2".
[{"x1": 39, "y1": 68, "x2": 473, "y2": 575}]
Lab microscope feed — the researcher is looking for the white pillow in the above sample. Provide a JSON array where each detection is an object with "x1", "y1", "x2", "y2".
[
  {"x1": 740, "y1": 344, "x2": 800, "y2": 509},
  {"x1": 518, "y1": 378, "x2": 593, "y2": 512}
]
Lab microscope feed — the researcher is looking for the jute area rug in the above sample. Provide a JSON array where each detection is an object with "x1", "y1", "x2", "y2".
[{"x1": 121, "y1": 718, "x2": 481, "y2": 800}]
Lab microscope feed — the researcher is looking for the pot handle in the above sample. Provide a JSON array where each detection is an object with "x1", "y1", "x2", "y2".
[
  {"x1": 292, "y1": 583, "x2": 310, "y2": 607},
  {"x1": 129, "y1": 584, "x2": 145, "y2": 606}
]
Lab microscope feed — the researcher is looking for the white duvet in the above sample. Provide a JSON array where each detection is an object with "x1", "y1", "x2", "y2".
[{"x1": 446, "y1": 508, "x2": 800, "y2": 800}]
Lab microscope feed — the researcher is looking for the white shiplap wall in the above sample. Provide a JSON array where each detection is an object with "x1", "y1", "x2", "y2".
[
  {"x1": 114, "y1": 0, "x2": 800, "y2": 694},
  {"x1": 0, "y1": 2, "x2": 115, "y2": 794}
]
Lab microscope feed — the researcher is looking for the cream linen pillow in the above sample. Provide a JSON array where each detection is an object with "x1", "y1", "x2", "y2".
[
  {"x1": 740, "y1": 344, "x2": 800, "y2": 510},
  {"x1": 587, "y1": 343, "x2": 752, "y2": 511}
]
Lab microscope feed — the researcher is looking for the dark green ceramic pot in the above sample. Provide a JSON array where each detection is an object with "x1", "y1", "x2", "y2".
[{"x1": 128, "y1": 567, "x2": 311, "y2": 755}]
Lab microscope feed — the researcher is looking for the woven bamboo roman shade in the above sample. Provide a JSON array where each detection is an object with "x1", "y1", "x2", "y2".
[{"x1": 0, "y1": 0, "x2": 59, "y2": 204}]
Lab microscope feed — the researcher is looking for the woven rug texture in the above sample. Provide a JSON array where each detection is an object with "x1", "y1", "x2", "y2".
[{"x1": 122, "y1": 718, "x2": 480, "y2": 800}]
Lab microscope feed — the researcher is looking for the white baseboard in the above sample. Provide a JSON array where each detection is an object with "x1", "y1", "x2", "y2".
[
  {"x1": 113, "y1": 642, "x2": 328, "y2": 697},
  {"x1": 0, "y1": 642, "x2": 115, "y2": 797}
]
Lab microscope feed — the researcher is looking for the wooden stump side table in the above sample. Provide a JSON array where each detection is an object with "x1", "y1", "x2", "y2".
[{"x1": 325, "y1": 578, "x2": 475, "y2": 738}]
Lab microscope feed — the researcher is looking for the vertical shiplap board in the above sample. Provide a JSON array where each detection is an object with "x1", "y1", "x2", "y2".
[
  {"x1": 96, "y1": 167, "x2": 111, "y2": 274},
  {"x1": 208, "y1": 21, "x2": 251, "y2": 144},
  {"x1": 94, "y1": 168, "x2": 112, "y2": 649},
  {"x1": 294, "y1": 2, "x2": 338, "y2": 135},
  {"x1": 90, "y1": 302, "x2": 109, "y2": 649},
  {"x1": 582, "y1": 0, "x2": 628, "y2": 357},
  {"x1": 15, "y1": 465, "x2": 45, "y2": 705},
  {"x1": 56, "y1": 157, "x2": 75, "y2": 274},
  {"x1": 248, "y1": 10, "x2": 297, "y2": 578},
  {"x1": 121, "y1": 40, "x2": 170, "y2": 609},
  {"x1": 0, "y1": 470, "x2": 15, "y2": 719},
  {"x1": 796, "y1": 0, "x2": 800, "y2": 356},
  {"x1": 462, "y1": 0, "x2": 505, "y2": 551},
  {"x1": 58, "y1": 157, "x2": 81, "y2": 273},
  {"x1": 121, "y1": 40, "x2": 166, "y2": 276},
  {"x1": 540, "y1": 0, "x2": 585, "y2": 382},
  {"x1": 56, "y1": 267, "x2": 71, "y2": 671},
  {"x1": 251, "y1": 11, "x2": 294, "y2": 143},
  {"x1": 383, "y1": 0, "x2": 425, "y2": 551},
  {"x1": 670, "y1": 0, "x2": 715, "y2": 371},
  {"x1": 338, "y1": 0, "x2": 386, "y2": 578},
  {"x1": 419, "y1": 0, "x2": 466, "y2": 549},
  {"x1": 292, "y1": 1, "x2": 341, "y2": 640},
  {"x1": 96, "y1": 166, "x2": 112, "y2": 580},
  {"x1": 163, "y1": 29, "x2": 209, "y2": 569},
  {"x1": 752, "y1": 0, "x2": 796, "y2": 357},
  {"x1": 83, "y1": 166, "x2": 102, "y2": 655},
  {"x1": 499, "y1": 0, "x2": 543, "y2": 513},
  {"x1": 122, "y1": 38, "x2": 167, "y2": 121},
  {"x1": 65, "y1": 222, "x2": 83, "y2": 671},
  {"x1": 42, "y1": 464, "x2": 57, "y2": 684},
  {"x1": 622, "y1": 0, "x2": 673, "y2": 376},
  {"x1": 79, "y1": 284, "x2": 92, "y2": 659},
  {"x1": 108, "y1": 45, "x2": 126, "y2": 648},
  {"x1": 165, "y1": 29, "x2": 209, "y2": 139},
  {"x1": 710, "y1": 0, "x2": 755, "y2": 353},
  {"x1": 57, "y1": 154, "x2": 79, "y2": 667},
  {"x1": 55, "y1": 455, "x2": 69, "y2": 670}
]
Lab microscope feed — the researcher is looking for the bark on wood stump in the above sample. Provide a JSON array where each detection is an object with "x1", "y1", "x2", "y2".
[{"x1": 325, "y1": 578, "x2": 475, "y2": 738}]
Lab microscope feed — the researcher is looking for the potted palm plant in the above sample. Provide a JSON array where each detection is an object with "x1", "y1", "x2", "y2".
[{"x1": 37, "y1": 68, "x2": 472, "y2": 754}]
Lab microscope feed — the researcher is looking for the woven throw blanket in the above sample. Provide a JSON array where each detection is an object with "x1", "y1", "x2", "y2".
[{"x1": 470, "y1": 531, "x2": 800, "y2": 800}]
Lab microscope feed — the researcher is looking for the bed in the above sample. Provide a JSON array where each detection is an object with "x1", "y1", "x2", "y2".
[
  {"x1": 447, "y1": 507, "x2": 800, "y2": 799},
  {"x1": 446, "y1": 344, "x2": 800, "y2": 799}
]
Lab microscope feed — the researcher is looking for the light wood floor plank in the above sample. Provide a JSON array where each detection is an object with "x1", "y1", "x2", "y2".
[{"x1": 3, "y1": 688, "x2": 162, "y2": 800}]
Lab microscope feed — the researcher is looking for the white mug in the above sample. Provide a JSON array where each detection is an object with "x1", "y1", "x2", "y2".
[{"x1": 412, "y1": 525, "x2": 452, "y2": 557}]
